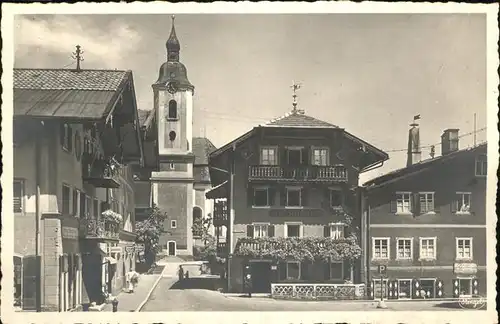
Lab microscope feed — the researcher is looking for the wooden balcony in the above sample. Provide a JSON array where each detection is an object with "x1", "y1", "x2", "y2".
[
  {"x1": 82, "y1": 155, "x2": 120, "y2": 188},
  {"x1": 248, "y1": 165, "x2": 348, "y2": 182},
  {"x1": 213, "y1": 201, "x2": 228, "y2": 226},
  {"x1": 269, "y1": 207, "x2": 324, "y2": 218},
  {"x1": 79, "y1": 218, "x2": 120, "y2": 241}
]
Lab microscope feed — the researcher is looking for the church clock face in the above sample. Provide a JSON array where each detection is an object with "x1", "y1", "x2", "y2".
[{"x1": 166, "y1": 81, "x2": 178, "y2": 94}]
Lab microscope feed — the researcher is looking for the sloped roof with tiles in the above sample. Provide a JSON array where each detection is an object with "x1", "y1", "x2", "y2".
[
  {"x1": 363, "y1": 142, "x2": 487, "y2": 190},
  {"x1": 193, "y1": 137, "x2": 217, "y2": 183},
  {"x1": 13, "y1": 68, "x2": 132, "y2": 120},
  {"x1": 265, "y1": 112, "x2": 339, "y2": 128}
]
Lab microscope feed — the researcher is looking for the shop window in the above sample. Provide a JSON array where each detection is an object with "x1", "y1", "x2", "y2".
[
  {"x1": 419, "y1": 279, "x2": 436, "y2": 298},
  {"x1": 398, "y1": 279, "x2": 412, "y2": 299},
  {"x1": 286, "y1": 224, "x2": 301, "y2": 238}
]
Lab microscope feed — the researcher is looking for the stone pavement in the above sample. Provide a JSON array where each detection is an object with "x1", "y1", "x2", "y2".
[{"x1": 103, "y1": 272, "x2": 162, "y2": 312}]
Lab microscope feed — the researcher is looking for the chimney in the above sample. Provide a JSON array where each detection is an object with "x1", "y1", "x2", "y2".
[
  {"x1": 406, "y1": 121, "x2": 421, "y2": 167},
  {"x1": 441, "y1": 129, "x2": 459, "y2": 155}
]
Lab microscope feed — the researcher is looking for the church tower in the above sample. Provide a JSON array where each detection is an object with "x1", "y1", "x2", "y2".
[{"x1": 151, "y1": 16, "x2": 195, "y2": 256}]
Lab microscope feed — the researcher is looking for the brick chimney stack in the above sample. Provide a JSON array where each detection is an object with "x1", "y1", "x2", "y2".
[
  {"x1": 441, "y1": 129, "x2": 459, "y2": 155},
  {"x1": 406, "y1": 120, "x2": 421, "y2": 167}
]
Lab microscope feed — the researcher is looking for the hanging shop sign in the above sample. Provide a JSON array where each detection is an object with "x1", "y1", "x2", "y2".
[
  {"x1": 109, "y1": 246, "x2": 123, "y2": 254},
  {"x1": 124, "y1": 245, "x2": 135, "y2": 254}
]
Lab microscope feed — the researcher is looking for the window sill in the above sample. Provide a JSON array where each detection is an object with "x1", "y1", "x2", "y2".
[
  {"x1": 285, "y1": 206, "x2": 304, "y2": 209},
  {"x1": 371, "y1": 258, "x2": 390, "y2": 262},
  {"x1": 252, "y1": 206, "x2": 271, "y2": 209},
  {"x1": 166, "y1": 118, "x2": 179, "y2": 122},
  {"x1": 421, "y1": 212, "x2": 436, "y2": 215},
  {"x1": 395, "y1": 212, "x2": 412, "y2": 216},
  {"x1": 455, "y1": 212, "x2": 471, "y2": 215},
  {"x1": 455, "y1": 258, "x2": 473, "y2": 262},
  {"x1": 395, "y1": 257, "x2": 413, "y2": 261},
  {"x1": 418, "y1": 258, "x2": 436, "y2": 262}
]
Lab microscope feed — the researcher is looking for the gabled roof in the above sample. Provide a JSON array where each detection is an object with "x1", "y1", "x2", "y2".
[
  {"x1": 265, "y1": 112, "x2": 339, "y2": 128},
  {"x1": 13, "y1": 68, "x2": 132, "y2": 120},
  {"x1": 193, "y1": 137, "x2": 217, "y2": 165},
  {"x1": 363, "y1": 142, "x2": 487, "y2": 189}
]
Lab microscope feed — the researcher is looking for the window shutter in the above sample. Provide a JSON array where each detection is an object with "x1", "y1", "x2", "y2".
[
  {"x1": 324, "y1": 261, "x2": 331, "y2": 280},
  {"x1": 280, "y1": 148, "x2": 287, "y2": 166},
  {"x1": 301, "y1": 188, "x2": 308, "y2": 207},
  {"x1": 412, "y1": 278, "x2": 420, "y2": 298},
  {"x1": 301, "y1": 148, "x2": 309, "y2": 165},
  {"x1": 300, "y1": 261, "x2": 309, "y2": 280},
  {"x1": 247, "y1": 185, "x2": 253, "y2": 207},
  {"x1": 388, "y1": 280, "x2": 397, "y2": 299},
  {"x1": 412, "y1": 193, "x2": 421, "y2": 216},
  {"x1": 268, "y1": 187, "x2": 276, "y2": 206},
  {"x1": 452, "y1": 279, "x2": 459, "y2": 298},
  {"x1": 268, "y1": 225, "x2": 275, "y2": 237},
  {"x1": 60, "y1": 124, "x2": 66, "y2": 146},
  {"x1": 246, "y1": 225, "x2": 254, "y2": 238},
  {"x1": 389, "y1": 194, "x2": 397, "y2": 213},
  {"x1": 279, "y1": 262, "x2": 287, "y2": 280},
  {"x1": 281, "y1": 186, "x2": 287, "y2": 206},
  {"x1": 324, "y1": 225, "x2": 331, "y2": 237},
  {"x1": 435, "y1": 279, "x2": 444, "y2": 298},
  {"x1": 472, "y1": 278, "x2": 479, "y2": 296},
  {"x1": 450, "y1": 195, "x2": 458, "y2": 213},
  {"x1": 68, "y1": 126, "x2": 73, "y2": 151}
]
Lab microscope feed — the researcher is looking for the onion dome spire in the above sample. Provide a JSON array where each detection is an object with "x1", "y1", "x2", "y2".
[{"x1": 166, "y1": 15, "x2": 180, "y2": 62}]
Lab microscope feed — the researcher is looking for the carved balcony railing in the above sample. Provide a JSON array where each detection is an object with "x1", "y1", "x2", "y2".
[
  {"x1": 213, "y1": 201, "x2": 228, "y2": 226},
  {"x1": 82, "y1": 154, "x2": 120, "y2": 188},
  {"x1": 248, "y1": 165, "x2": 348, "y2": 182},
  {"x1": 79, "y1": 218, "x2": 120, "y2": 241}
]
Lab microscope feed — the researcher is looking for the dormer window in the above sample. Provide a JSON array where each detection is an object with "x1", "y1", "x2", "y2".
[{"x1": 168, "y1": 100, "x2": 178, "y2": 120}]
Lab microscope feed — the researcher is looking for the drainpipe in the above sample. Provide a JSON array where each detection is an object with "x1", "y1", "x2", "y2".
[
  {"x1": 35, "y1": 121, "x2": 43, "y2": 312},
  {"x1": 226, "y1": 146, "x2": 235, "y2": 292}
]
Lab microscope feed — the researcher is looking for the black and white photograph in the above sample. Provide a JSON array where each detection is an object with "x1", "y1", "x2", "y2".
[{"x1": 1, "y1": 3, "x2": 498, "y2": 324}]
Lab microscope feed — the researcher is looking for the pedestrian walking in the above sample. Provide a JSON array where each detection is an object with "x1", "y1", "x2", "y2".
[{"x1": 178, "y1": 266, "x2": 184, "y2": 281}]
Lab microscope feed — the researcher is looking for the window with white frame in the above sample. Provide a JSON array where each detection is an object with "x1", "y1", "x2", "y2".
[
  {"x1": 419, "y1": 237, "x2": 437, "y2": 260},
  {"x1": 312, "y1": 148, "x2": 329, "y2": 166},
  {"x1": 396, "y1": 192, "x2": 411, "y2": 213},
  {"x1": 419, "y1": 192, "x2": 435, "y2": 213},
  {"x1": 62, "y1": 184, "x2": 71, "y2": 215},
  {"x1": 253, "y1": 224, "x2": 269, "y2": 238},
  {"x1": 13, "y1": 179, "x2": 24, "y2": 213},
  {"x1": 456, "y1": 192, "x2": 471, "y2": 213},
  {"x1": 475, "y1": 154, "x2": 487, "y2": 176},
  {"x1": 253, "y1": 187, "x2": 269, "y2": 207},
  {"x1": 396, "y1": 238, "x2": 413, "y2": 260},
  {"x1": 171, "y1": 220, "x2": 177, "y2": 229},
  {"x1": 260, "y1": 147, "x2": 277, "y2": 165},
  {"x1": 286, "y1": 224, "x2": 301, "y2": 237},
  {"x1": 372, "y1": 238, "x2": 390, "y2": 260},
  {"x1": 330, "y1": 224, "x2": 345, "y2": 239},
  {"x1": 286, "y1": 187, "x2": 302, "y2": 207},
  {"x1": 286, "y1": 261, "x2": 301, "y2": 280},
  {"x1": 329, "y1": 189, "x2": 342, "y2": 208},
  {"x1": 456, "y1": 238, "x2": 472, "y2": 260}
]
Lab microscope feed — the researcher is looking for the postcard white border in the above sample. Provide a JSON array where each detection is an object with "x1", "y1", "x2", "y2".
[{"x1": 1, "y1": 2, "x2": 498, "y2": 324}]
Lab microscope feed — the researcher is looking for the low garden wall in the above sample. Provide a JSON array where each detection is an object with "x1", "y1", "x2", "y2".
[{"x1": 271, "y1": 283, "x2": 366, "y2": 300}]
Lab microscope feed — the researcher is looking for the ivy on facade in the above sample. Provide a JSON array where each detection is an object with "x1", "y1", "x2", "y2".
[{"x1": 235, "y1": 235, "x2": 362, "y2": 262}]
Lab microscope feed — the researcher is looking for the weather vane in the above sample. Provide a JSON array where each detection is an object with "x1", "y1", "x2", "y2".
[{"x1": 291, "y1": 81, "x2": 304, "y2": 114}]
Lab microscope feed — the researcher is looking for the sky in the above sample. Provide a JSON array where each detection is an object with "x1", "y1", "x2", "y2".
[{"x1": 13, "y1": 13, "x2": 487, "y2": 182}]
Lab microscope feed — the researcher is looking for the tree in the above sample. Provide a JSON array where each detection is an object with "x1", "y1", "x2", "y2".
[{"x1": 135, "y1": 204, "x2": 167, "y2": 264}]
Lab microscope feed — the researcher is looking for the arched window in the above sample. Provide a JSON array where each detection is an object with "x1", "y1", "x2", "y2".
[{"x1": 168, "y1": 100, "x2": 177, "y2": 119}]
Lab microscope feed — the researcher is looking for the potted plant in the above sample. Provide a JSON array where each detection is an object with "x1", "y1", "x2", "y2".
[{"x1": 101, "y1": 209, "x2": 123, "y2": 224}]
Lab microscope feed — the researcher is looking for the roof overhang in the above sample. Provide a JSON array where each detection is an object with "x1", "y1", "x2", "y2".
[{"x1": 206, "y1": 181, "x2": 228, "y2": 199}]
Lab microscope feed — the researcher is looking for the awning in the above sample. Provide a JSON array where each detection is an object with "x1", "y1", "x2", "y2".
[
  {"x1": 103, "y1": 256, "x2": 117, "y2": 265},
  {"x1": 205, "y1": 181, "x2": 228, "y2": 199}
]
